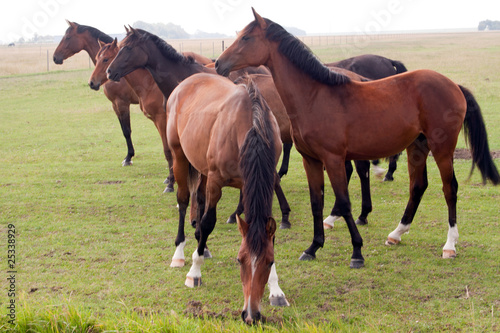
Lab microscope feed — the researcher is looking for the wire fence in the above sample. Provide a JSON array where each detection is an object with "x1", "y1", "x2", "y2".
[{"x1": 0, "y1": 32, "x2": 480, "y2": 76}]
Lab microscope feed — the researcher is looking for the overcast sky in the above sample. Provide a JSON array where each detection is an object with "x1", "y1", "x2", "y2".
[{"x1": 1, "y1": 0, "x2": 498, "y2": 43}]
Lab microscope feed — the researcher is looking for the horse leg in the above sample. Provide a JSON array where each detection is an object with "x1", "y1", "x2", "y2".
[
  {"x1": 324, "y1": 160, "x2": 353, "y2": 229},
  {"x1": 383, "y1": 153, "x2": 401, "y2": 182},
  {"x1": 192, "y1": 175, "x2": 212, "y2": 259},
  {"x1": 112, "y1": 101, "x2": 134, "y2": 166},
  {"x1": 185, "y1": 175, "x2": 222, "y2": 288},
  {"x1": 148, "y1": 112, "x2": 175, "y2": 193},
  {"x1": 268, "y1": 262, "x2": 289, "y2": 306},
  {"x1": 274, "y1": 174, "x2": 291, "y2": 229},
  {"x1": 386, "y1": 136, "x2": 429, "y2": 246},
  {"x1": 324, "y1": 157, "x2": 364, "y2": 268},
  {"x1": 354, "y1": 160, "x2": 372, "y2": 226},
  {"x1": 433, "y1": 151, "x2": 459, "y2": 258},
  {"x1": 170, "y1": 153, "x2": 191, "y2": 268},
  {"x1": 371, "y1": 159, "x2": 386, "y2": 178},
  {"x1": 278, "y1": 142, "x2": 293, "y2": 178},
  {"x1": 226, "y1": 191, "x2": 243, "y2": 224},
  {"x1": 299, "y1": 156, "x2": 325, "y2": 261}
]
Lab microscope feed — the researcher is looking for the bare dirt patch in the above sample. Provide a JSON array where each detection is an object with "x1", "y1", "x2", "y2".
[{"x1": 432, "y1": 149, "x2": 500, "y2": 160}]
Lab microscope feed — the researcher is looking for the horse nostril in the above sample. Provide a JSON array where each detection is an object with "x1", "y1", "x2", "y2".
[
  {"x1": 214, "y1": 60, "x2": 219, "y2": 69},
  {"x1": 241, "y1": 310, "x2": 247, "y2": 323}
]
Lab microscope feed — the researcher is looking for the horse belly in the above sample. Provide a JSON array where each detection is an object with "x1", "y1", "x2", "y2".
[{"x1": 346, "y1": 113, "x2": 421, "y2": 160}]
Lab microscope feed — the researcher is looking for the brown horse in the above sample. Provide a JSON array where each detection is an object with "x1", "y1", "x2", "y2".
[
  {"x1": 182, "y1": 51, "x2": 214, "y2": 65},
  {"x1": 88, "y1": 38, "x2": 174, "y2": 192},
  {"x1": 216, "y1": 9, "x2": 500, "y2": 267},
  {"x1": 54, "y1": 20, "x2": 140, "y2": 166},
  {"x1": 167, "y1": 74, "x2": 287, "y2": 323}
]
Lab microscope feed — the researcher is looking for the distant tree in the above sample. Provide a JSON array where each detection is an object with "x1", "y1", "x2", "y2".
[
  {"x1": 133, "y1": 21, "x2": 190, "y2": 39},
  {"x1": 286, "y1": 27, "x2": 307, "y2": 36},
  {"x1": 478, "y1": 20, "x2": 500, "y2": 31}
]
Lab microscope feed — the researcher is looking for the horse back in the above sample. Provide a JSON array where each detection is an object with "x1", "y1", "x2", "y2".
[{"x1": 167, "y1": 73, "x2": 253, "y2": 179}]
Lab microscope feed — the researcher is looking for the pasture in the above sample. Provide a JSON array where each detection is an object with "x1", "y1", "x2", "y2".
[{"x1": 1, "y1": 32, "x2": 499, "y2": 332}]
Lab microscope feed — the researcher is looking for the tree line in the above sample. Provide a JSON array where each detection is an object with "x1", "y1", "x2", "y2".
[{"x1": 478, "y1": 20, "x2": 500, "y2": 31}]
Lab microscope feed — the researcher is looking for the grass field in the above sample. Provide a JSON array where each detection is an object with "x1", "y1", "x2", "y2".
[{"x1": 0, "y1": 32, "x2": 499, "y2": 332}]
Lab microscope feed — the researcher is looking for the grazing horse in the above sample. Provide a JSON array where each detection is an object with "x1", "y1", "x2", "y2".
[
  {"x1": 216, "y1": 9, "x2": 500, "y2": 267},
  {"x1": 53, "y1": 20, "x2": 140, "y2": 166},
  {"x1": 167, "y1": 74, "x2": 288, "y2": 323},
  {"x1": 106, "y1": 28, "x2": 290, "y2": 307},
  {"x1": 88, "y1": 38, "x2": 174, "y2": 192}
]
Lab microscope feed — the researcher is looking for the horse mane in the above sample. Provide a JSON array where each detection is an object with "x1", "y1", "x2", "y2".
[
  {"x1": 238, "y1": 78, "x2": 276, "y2": 257},
  {"x1": 260, "y1": 19, "x2": 351, "y2": 86},
  {"x1": 124, "y1": 29, "x2": 195, "y2": 65},
  {"x1": 71, "y1": 23, "x2": 113, "y2": 44}
]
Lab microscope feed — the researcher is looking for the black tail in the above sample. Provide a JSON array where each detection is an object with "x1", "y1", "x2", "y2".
[
  {"x1": 239, "y1": 78, "x2": 277, "y2": 256},
  {"x1": 391, "y1": 60, "x2": 408, "y2": 74},
  {"x1": 460, "y1": 85, "x2": 500, "y2": 185}
]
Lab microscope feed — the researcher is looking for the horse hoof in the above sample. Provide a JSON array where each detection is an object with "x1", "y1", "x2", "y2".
[
  {"x1": 122, "y1": 160, "x2": 133, "y2": 167},
  {"x1": 323, "y1": 223, "x2": 333, "y2": 230},
  {"x1": 350, "y1": 258, "x2": 365, "y2": 269},
  {"x1": 385, "y1": 237, "x2": 400, "y2": 246},
  {"x1": 355, "y1": 218, "x2": 368, "y2": 226},
  {"x1": 299, "y1": 252, "x2": 315, "y2": 261},
  {"x1": 279, "y1": 221, "x2": 291, "y2": 229},
  {"x1": 226, "y1": 216, "x2": 236, "y2": 224},
  {"x1": 383, "y1": 176, "x2": 394, "y2": 182},
  {"x1": 269, "y1": 295, "x2": 290, "y2": 307},
  {"x1": 442, "y1": 250, "x2": 456, "y2": 259},
  {"x1": 185, "y1": 276, "x2": 202, "y2": 288},
  {"x1": 203, "y1": 248, "x2": 212, "y2": 259},
  {"x1": 170, "y1": 259, "x2": 185, "y2": 268},
  {"x1": 163, "y1": 186, "x2": 174, "y2": 194}
]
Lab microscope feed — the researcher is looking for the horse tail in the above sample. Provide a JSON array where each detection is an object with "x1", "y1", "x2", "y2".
[
  {"x1": 239, "y1": 78, "x2": 277, "y2": 256},
  {"x1": 391, "y1": 59, "x2": 408, "y2": 74},
  {"x1": 459, "y1": 85, "x2": 500, "y2": 185}
]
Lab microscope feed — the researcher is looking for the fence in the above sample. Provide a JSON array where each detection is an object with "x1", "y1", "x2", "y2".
[{"x1": 0, "y1": 32, "x2": 481, "y2": 76}]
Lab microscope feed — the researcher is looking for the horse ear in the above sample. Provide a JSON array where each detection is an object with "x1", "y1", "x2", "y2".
[
  {"x1": 124, "y1": 25, "x2": 130, "y2": 34},
  {"x1": 251, "y1": 8, "x2": 267, "y2": 29},
  {"x1": 112, "y1": 37, "x2": 118, "y2": 47},
  {"x1": 266, "y1": 217, "x2": 277, "y2": 239},
  {"x1": 236, "y1": 215, "x2": 249, "y2": 237},
  {"x1": 128, "y1": 25, "x2": 136, "y2": 34},
  {"x1": 97, "y1": 39, "x2": 106, "y2": 48},
  {"x1": 66, "y1": 20, "x2": 77, "y2": 28}
]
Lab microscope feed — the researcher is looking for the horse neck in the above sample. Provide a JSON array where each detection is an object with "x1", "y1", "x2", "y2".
[
  {"x1": 122, "y1": 68, "x2": 156, "y2": 97},
  {"x1": 266, "y1": 49, "x2": 318, "y2": 121},
  {"x1": 145, "y1": 46, "x2": 215, "y2": 98},
  {"x1": 80, "y1": 33, "x2": 101, "y2": 65}
]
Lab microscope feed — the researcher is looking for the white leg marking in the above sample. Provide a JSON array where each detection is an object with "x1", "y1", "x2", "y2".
[
  {"x1": 323, "y1": 215, "x2": 341, "y2": 229},
  {"x1": 268, "y1": 263, "x2": 290, "y2": 306},
  {"x1": 387, "y1": 221, "x2": 410, "y2": 242},
  {"x1": 443, "y1": 225, "x2": 459, "y2": 252},
  {"x1": 185, "y1": 250, "x2": 204, "y2": 287},
  {"x1": 170, "y1": 240, "x2": 186, "y2": 267},
  {"x1": 372, "y1": 165, "x2": 386, "y2": 177}
]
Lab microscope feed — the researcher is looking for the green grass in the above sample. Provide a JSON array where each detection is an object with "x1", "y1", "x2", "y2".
[{"x1": 1, "y1": 32, "x2": 499, "y2": 332}]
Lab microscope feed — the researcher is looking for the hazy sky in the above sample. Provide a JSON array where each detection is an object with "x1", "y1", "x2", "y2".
[{"x1": 1, "y1": 0, "x2": 499, "y2": 43}]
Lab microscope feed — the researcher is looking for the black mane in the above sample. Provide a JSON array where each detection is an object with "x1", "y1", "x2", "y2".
[
  {"x1": 262, "y1": 19, "x2": 351, "y2": 86},
  {"x1": 71, "y1": 23, "x2": 113, "y2": 44},
  {"x1": 125, "y1": 29, "x2": 195, "y2": 65}
]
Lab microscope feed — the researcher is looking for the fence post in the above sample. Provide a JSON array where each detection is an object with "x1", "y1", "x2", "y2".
[
  {"x1": 47, "y1": 49, "x2": 49, "y2": 72},
  {"x1": 222, "y1": 40, "x2": 224, "y2": 52}
]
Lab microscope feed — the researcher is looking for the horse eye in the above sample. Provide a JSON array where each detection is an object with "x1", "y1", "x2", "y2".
[
  {"x1": 242, "y1": 35, "x2": 250, "y2": 41},
  {"x1": 103, "y1": 58, "x2": 109, "y2": 63}
]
